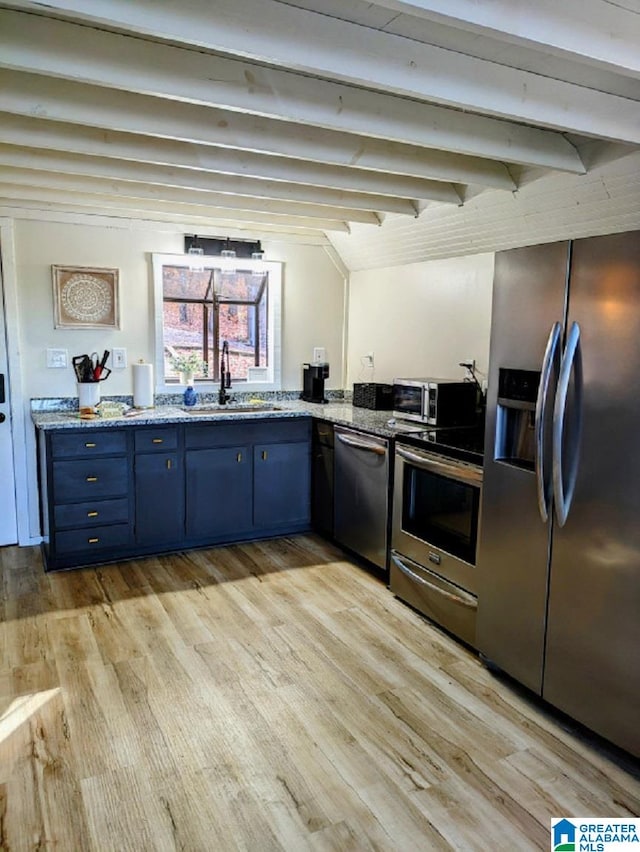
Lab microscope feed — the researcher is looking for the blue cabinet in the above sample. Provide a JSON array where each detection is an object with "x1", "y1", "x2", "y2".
[
  {"x1": 185, "y1": 446, "x2": 252, "y2": 539},
  {"x1": 39, "y1": 415, "x2": 311, "y2": 570},
  {"x1": 254, "y1": 441, "x2": 310, "y2": 528},
  {"x1": 184, "y1": 417, "x2": 311, "y2": 540},
  {"x1": 134, "y1": 450, "x2": 184, "y2": 545},
  {"x1": 39, "y1": 425, "x2": 134, "y2": 570}
]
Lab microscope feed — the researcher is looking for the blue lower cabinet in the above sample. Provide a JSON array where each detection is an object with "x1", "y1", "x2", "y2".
[
  {"x1": 134, "y1": 452, "x2": 184, "y2": 544},
  {"x1": 185, "y1": 446, "x2": 252, "y2": 539},
  {"x1": 254, "y1": 442, "x2": 311, "y2": 528},
  {"x1": 40, "y1": 417, "x2": 312, "y2": 570}
]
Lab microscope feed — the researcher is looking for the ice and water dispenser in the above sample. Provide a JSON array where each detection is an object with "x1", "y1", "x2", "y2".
[{"x1": 494, "y1": 368, "x2": 541, "y2": 470}]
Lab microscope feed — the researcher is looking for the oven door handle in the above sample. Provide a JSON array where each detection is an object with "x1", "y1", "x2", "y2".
[
  {"x1": 336, "y1": 432, "x2": 387, "y2": 455},
  {"x1": 390, "y1": 553, "x2": 477, "y2": 609},
  {"x1": 396, "y1": 446, "x2": 482, "y2": 485}
]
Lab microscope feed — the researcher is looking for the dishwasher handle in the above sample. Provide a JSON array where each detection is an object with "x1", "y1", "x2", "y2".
[{"x1": 335, "y1": 432, "x2": 387, "y2": 456}]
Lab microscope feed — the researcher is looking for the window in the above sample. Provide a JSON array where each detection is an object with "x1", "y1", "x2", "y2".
[{"x1": 152, "y1": 253, "x2": 282, "y2": 390}]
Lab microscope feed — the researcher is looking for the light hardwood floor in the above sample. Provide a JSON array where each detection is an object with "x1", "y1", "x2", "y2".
[{"x1": 1, "y1": 535, "x2": 638, "y2": 851}]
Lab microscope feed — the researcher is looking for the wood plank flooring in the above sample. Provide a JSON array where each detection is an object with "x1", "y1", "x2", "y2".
[{"x1": 1, "y1": 534, "x2": 639, "y2": 850}]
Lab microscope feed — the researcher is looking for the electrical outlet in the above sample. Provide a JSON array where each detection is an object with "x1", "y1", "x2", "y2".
[
  {"x1": 364, "y1": 351, "x2": 374, "y2": 367},
  {"x1": 112, "y1": 348, "x2": 127, "y2": 369},
  {"x1": 46, "y1": 348, "x2": 68, "y2": 368}
]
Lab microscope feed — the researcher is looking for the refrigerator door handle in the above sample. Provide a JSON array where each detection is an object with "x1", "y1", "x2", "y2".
[
  {"x1": 535, "y1": 322, "x2": 562, "y2": 522},
  {"x1": 552, "y1": 321, "x2": 584, "y2": 527}
]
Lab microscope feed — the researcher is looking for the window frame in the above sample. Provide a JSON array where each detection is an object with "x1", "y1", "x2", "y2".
[{"x1": 152, "y1": 252, "x2": 282, "y2": 394}]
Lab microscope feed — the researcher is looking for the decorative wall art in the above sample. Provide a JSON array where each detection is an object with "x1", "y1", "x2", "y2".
[{"x1": 52, "y1": 265, "x2": 120, "y2": 329}]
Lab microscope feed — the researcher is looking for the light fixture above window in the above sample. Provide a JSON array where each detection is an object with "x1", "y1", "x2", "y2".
[
  {"x1": 220, "y1": 238, "x2": 237, "y2": 261},
  {"x1": 220, "y1": 238, "x2": 237, "y2": 275},
  {"x1": 184, "y1": 234, "x2": 262, "y2": 259},
  {"x1": 187, "y1": 235, "x2": 205, "y2": 269}
]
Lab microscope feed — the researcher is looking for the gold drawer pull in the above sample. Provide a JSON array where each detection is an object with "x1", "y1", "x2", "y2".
[
  {"x1": 86, "y1": 476, "x2": 98, "y2": 482},
  {"x1": 85, "y1": 442, "x2": 96, "y2": 448},
  {"x1": 152, "y1": 438, "x2": 164, "y2": 444},
  {"x1": 237, "y1": 452, "x2": 242, "y2": 462},
  {"x1": 88, "y1": 537, "x2": 99, "y2": 544},
  {"x1": 87, "y1": 511, "x2": 99, "y2": 518}
]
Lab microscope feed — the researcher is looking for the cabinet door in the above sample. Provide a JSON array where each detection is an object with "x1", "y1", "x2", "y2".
[
  {"x1": 135, "y1": 453, "x2": 184, "y2": 544},
  {"x1": 185, "y1": 447, "x2": 252, "y2": 539},
  {"x1": 254, "y1": 442, "x2": 310, "y2": 529}
]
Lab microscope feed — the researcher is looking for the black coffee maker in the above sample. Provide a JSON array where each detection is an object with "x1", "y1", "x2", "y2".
[{"x1": 301, "y1": 362, "x2": 329, "y2": 404}]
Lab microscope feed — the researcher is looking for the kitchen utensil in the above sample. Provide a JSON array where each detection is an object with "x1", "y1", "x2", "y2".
[
  {"x1": 72, "y1": 354, "x2": 92, "y2": 382},
  {"x1": 94, "y1": 350, "x2": 110, "y2": 380}
]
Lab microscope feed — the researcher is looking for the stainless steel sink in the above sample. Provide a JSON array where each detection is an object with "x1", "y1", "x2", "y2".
[{"x1": 182, "y1": 403, "x2": 282, "y2": 414}]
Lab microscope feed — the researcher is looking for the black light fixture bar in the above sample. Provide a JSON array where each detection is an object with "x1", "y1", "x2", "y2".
[{"x1": 185, "y1": 235, "x2": 262, "y2": 258}]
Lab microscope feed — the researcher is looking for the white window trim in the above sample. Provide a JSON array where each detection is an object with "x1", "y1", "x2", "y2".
[{"x1": 152, "y1": 252, "x2": 282, "y2": 395}]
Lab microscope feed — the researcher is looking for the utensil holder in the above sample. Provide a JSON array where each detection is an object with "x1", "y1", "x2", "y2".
[{"x1": 78, "y1": 382, "x2": 100, "y2": 409}]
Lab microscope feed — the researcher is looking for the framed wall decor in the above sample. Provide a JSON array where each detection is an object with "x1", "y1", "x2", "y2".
[{"x1": 52, "y1": 265, "x2": 120, "y2": 329}]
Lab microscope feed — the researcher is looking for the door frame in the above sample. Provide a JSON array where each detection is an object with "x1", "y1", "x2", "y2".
[{"x1": 0, "y1": 218, "x2": 35, "y2": 545}]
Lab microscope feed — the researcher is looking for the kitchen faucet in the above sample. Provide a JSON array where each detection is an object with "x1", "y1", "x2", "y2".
[{"x1": 218, "y1": 340, "x2": 232, "y2": 405}]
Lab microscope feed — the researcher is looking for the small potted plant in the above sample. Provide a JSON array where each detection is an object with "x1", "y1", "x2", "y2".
[{"x1": 169, "y1": 351, "x2": 204, "y2": 385}]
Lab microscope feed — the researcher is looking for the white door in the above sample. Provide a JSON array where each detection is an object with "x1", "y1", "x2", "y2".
[{"x1": 0, "y1": 255, "x2": 18, "y2": 545}]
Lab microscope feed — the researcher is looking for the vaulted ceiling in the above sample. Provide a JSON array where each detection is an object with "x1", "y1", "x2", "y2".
[{"x1": 1, "y1": 0, "x2": 639, "y2": 265}]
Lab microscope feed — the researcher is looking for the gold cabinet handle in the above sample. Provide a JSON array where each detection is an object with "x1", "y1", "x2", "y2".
[
  {"x1": 237, "y1": 452, "x2": 242, "y2": 462},
  {"x1": 88, "y1": 537, "x2": 99, "y2": 544},
  {"x1": 87, "y1": 511, "x2": 99, "y2": 518},
  {"x1": 152, "y1": 438, "x2": 164, "y2": 444},
  {"x1": 166, "y1": 459, "x2": 172, "y2": 470},
  {"x1": 85, "y1": 442, "x2": 96, "y2": 448},
  {"x1": 86, "y1": 476, "x2": 98, "y2": 482},
  {"x1": 261, "y1": 450, "x2": 267, "y2": 460}
]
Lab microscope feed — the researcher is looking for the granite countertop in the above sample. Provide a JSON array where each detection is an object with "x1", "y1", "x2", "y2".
[{"x1": 31, "y1": 400, "x2": 400, "y2": 438}]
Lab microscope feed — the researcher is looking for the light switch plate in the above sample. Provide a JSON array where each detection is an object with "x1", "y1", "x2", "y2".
[
  {"x1": 112, "y1": 348, "x2": 127, "y2": 369},
  {"x1": 46, "y1": 348, "x2": 68, "y2": 368}
]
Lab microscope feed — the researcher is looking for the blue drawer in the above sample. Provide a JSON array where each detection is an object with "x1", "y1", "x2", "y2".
[
  {"x1": 134, "y1": 427, "x2": 179, "y2": 453},
  {"x1": 54, "y1": 497, "x2": 130, "y2": 529},
  {"x1": 51, "y1": 430, "x2": 127, "y2": 458},
  {"x1": 55, "y1": 522, "x2": 131, "y2": 554},
  {"x1": 53, "y1": 457, "x2": 129, "y2": 502}
]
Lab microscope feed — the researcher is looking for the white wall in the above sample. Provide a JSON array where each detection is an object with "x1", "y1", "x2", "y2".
[
  {"x1": 346, "y1": 253, "x2": 494, "y2": 387},
  {"x1": 260, "y1": 241, "x2": 345, "y2": 390},
  {"x1": 12, "y1": 219, "x2": 346, "y2": 401}
]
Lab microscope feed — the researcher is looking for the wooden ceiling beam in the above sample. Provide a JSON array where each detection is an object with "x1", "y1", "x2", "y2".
[
  {"x1": 0, "y1": 194, "x2": 334, "y2": 242},
  {"x1": 0, "y1": 167, "x2": 377, "y2": 227},
  {"x1": 0, "y1": 8, "x2": 586, "y2": 170},
  {"x1": 0, "y1": 113, "x2": 464, "y2": 203},
  {"x1": 368, "y1": 0, "x2": 640, "y2": 77},
  {"x1": 0, "y1": 70, "x2": 516, "y2": 189},
  {"x1": 0, "y1": 145, "x2": 411, "y2": 215}
]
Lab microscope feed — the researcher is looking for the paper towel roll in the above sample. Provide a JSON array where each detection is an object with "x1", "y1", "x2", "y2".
[{"x1": 132, "y1": 361, "x2": 154, "y2": 408}]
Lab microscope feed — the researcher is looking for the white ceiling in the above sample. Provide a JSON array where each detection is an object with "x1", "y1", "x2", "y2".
[{"x1": 0, "y1": 0, "x2": 639, "y2": 267}]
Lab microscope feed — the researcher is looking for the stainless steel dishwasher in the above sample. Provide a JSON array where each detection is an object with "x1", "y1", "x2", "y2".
[{"x1": 333, "y1": 426, "x2": 389, "y2": 570}]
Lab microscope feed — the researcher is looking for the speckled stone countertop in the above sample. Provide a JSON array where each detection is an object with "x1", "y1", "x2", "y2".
[{"x1": 31, "y1": 400, "x2": 401, "y2": 438}]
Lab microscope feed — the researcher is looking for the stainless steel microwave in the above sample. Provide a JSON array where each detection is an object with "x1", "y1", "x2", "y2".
[{"x1": 392, "y1": 378, "x2": 477, "y2": 426}]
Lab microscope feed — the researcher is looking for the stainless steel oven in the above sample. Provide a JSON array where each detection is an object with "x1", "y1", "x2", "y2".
[{"x1": 391, "y1": 442, "x2": 483, "y2": 647}]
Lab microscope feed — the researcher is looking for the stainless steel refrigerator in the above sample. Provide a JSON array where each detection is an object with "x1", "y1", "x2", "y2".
[{"x1": 477, "y1": 230, "x2": 640, "y2": 757}]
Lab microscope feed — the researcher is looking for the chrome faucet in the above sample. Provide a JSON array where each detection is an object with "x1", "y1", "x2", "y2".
[{"x1": 218, "y1": 340, "x2": 232, "y2": 405}]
